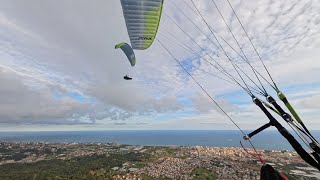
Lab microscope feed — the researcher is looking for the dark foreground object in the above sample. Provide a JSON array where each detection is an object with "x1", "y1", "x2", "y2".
[{"x1": 260, "y1": 164, "x2": 288, "y2": 180}]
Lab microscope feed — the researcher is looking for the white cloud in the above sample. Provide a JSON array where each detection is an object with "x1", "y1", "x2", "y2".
[
  {"x1": 0, "y1": 0, "x2": 319, "y2": 130},
  {"x1": 0, "y1": 67, "x2": 90, "y2": 124}
]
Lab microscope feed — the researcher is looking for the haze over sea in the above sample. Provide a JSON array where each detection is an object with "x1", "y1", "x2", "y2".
[{"x1": 1, "y1": 130, "x2": 319, "y2": 151}]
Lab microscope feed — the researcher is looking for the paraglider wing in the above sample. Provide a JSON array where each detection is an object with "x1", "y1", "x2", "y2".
[
  {"x1": 115, "y1": 42, "x2": 136, "y2": 66},
  {"x1": 120, "y1": 0, "x2": 164, "y2": 50}
]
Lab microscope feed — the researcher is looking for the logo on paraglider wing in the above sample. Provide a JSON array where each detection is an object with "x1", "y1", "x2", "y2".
[{"x1": 138, "y1": 36, "x2": 153, "y2": 40}]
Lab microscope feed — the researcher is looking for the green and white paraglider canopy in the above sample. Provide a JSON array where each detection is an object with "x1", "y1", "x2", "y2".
[
  {"x1": 115, "y1": 42, "x2": 136, "y2": 66},
  {"x1": 115, "y1": 42, "x2": 135, "y2": 80},
  {"x1": 120, "y1": 0, "x2": 164, "y2": 50}
]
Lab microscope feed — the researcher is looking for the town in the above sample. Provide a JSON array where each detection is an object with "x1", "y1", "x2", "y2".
[{"x1": 0, "y1": 141, "x2": 319, "y2": 179}]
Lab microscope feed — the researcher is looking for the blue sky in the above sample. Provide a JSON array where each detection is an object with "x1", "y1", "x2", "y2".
[{"x1": 0, "y1": 0, "x2": 319, "y2": 131}]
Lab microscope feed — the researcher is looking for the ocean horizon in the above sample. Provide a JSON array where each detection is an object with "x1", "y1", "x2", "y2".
[{"x1": 0, "y1": 130, "x2": 319, "y2": 151}]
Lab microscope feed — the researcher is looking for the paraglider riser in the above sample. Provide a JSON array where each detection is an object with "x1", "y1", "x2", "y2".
[{"x1": 248, "y1": 97, "x2": 320, "y2": 171}]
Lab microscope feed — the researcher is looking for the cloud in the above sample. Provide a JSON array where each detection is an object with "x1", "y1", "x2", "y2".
[
  {"x1": 89, "y1": 83, "x2": 182, "y2": 114},
  {"x1": 191, "y1": 93, "x2": 238, "y2": 114},
  {"x1": 0, "y1": 0, "x2": 319, "y2": 130},
  {"x1": 0, "y1": 67, "x2": 90, "y2": 124},
  {"x1": 0, "y1": 0, "x2": 185, "y2": 125},
  {"x1": 298, "y1": 94, "x2": 320, "y2": 109}
]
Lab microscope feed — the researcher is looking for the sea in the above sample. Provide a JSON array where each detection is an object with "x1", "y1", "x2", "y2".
[{"x1": 0, "y1": 130, "x2": 319, "y2": 151}]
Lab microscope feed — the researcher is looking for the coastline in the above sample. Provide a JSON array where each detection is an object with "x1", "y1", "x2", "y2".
[
  {"x1": 0, "y1": 141, "x2": 318, "y2": 179},
  {"x1": 1, "y1": 130, "x2": 319, "y2": 151}
]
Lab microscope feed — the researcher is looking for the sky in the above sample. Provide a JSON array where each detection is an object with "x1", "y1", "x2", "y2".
[{"x1": 0, "y1": 0, "x2": 319, "y2": 131}]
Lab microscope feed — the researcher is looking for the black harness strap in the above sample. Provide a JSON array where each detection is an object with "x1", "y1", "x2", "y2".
[
  {"x1": 252, "y1": 97, "x2": 320, "y2": 170},
  {"x1": 267, "y1": 95, "x2": 320, "y2": 156}
]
